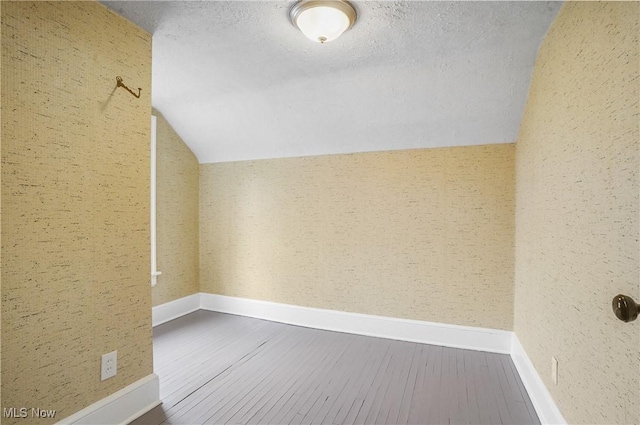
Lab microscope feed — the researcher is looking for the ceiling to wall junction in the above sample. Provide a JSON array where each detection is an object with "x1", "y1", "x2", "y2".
[{"x1": 102, "y1": 1, "x2": 562, "y2": 163}]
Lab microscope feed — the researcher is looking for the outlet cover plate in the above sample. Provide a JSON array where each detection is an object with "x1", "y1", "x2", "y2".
[
  {"x1": 101, "y1": 350, "x2": 118, "y2": 381},
  {"x1": 551, "y1": 356, "x2": 558, "y2": 385}
]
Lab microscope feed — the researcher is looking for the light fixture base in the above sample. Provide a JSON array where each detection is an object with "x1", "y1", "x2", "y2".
[{"x1": 290, "y1": 0, "x2": 357, "y2": 43}]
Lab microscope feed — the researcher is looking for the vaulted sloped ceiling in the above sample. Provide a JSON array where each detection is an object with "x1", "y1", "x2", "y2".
[{"x1": 102, "y1": 1, "x2": 562, "y2": 163}]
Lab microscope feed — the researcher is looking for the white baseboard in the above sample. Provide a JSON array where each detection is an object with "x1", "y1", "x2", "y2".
[
  {"x1": 57, "y1": 374, "x2": 160, "y2": 425},
  {"x1": 152, "y1": 293, "x2": 200, "y2": 327},
  {"x1": 151, "y1": 293, "x2": 565, "y2": 423},
  {"x1": 511, "y1": 335, "x2": 566, "y2": 425},
  {"x1": 200, "y1": 293, "x2": 512, "y2": 354}
]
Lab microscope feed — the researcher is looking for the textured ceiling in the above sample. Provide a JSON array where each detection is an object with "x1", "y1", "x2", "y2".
[{"x1": 102, "y1": 1, "x2": 562, "y2": 163}]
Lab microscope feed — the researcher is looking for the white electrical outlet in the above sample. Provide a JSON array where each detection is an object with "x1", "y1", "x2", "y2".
[
  {"x1": 551, "y1": 356, "x2": 558, "y2": 385},
  {"x1": 101, "y1": 350, "x2": 118, "y2": 381}
]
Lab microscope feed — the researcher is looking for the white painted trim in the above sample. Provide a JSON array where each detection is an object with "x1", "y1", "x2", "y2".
[
  {"x1": 152, "y1": 293, "x2": 200, "y2": 327},
  {"x1": 200, "y1": 293, "x2": 512, "y2": 354},
  {"x1": 511, "y1": 334, "x2": 567, "y2": 425},
  {"x1": 150, "y1": 115, "x2": 161, "y2": 287},
  {"x1": 57, "y1": 374, "x2": 160, "y2": 425},
  {"x1": 151, "y1": 294, "x2": 566, "y2": 422}
]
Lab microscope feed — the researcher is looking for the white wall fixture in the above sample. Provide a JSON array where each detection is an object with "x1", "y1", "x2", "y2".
[
  {"x1": 150, "y1": 115, "x2": 161, "y2": 287},
  {"x1": 100, "y1": 350, "x2": 118, "y2": 381},
  {"x1": 290, "y1": 0, "x2": 356, "y2": 43}
]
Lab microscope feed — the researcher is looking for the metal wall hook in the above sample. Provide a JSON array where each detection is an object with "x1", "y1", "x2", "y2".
[
  {"x1": 116, "y1": 76, "x2": 141, "y2": 98},
  {"x1": 612, "y1": 294, "x2": 639, "y2": 322}
]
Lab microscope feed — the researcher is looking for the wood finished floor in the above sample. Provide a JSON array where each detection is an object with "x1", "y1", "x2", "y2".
[{"x1": 132, "y1": 311, "x2": 539, "y2": 425}]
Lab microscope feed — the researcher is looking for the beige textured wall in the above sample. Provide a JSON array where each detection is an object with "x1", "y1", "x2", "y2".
[
  {"x1": 0, "y1": 1, "x2": 3, "y2": 416},
  {"x1": 201, "y1": 145, "x2": 515, "y2": 330},
  {"x1": 153, "y1": 111, "x2": 200, "y2": 306},
  {"x1": 1, "y1": 2, "x2": 152, "y2": 423},
  {"x1": 514, "y1": 2, "x2": 639, "y2": 424}
]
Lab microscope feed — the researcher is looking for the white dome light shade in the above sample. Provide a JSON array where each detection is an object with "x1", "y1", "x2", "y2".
[
  {"x1": 290, "y1": 1, "x2": 357, "y2": 44},
  {"x1": 296, "y1": 6, "x2": 349, "y2": 43}
]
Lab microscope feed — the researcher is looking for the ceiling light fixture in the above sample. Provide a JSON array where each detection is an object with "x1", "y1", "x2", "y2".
[{"x1": 289, "y1": 0, "x2": 357, "y2": 44}]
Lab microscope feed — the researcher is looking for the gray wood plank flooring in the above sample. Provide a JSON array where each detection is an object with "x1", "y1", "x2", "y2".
[{"x1": 131, "y1": 311, "x2": 539, "y2": 425}]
